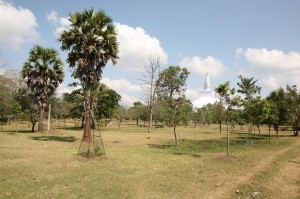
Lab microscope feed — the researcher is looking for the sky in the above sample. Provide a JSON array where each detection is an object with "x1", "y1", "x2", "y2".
[{"x1": 1, "y1": 0, "x2": 300, "y2": 106}]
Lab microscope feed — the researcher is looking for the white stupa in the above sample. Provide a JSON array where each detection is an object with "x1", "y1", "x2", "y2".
[{"x1": 192, "y1": 73, "x2": 219, "y2": 108}]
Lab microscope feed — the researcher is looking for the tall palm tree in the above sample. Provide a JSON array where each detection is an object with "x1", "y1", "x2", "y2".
[
  {"x1": 22, "y1": 45, "x2": 64, "y2": 132},
  {"x1": 59, "y1": 9, "x2": 119, "y2": 143}
]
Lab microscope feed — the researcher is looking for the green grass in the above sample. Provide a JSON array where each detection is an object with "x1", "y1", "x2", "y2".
[{"x1": 0, "y1": 121, "x2": 299, "y2": 198}]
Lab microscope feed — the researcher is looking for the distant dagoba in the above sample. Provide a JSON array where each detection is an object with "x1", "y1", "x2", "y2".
[{"x1": 192, "y1": 73, "x2": 219, "y2": 108}]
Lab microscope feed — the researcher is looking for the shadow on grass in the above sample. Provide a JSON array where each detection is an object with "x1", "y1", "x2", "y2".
[
  {"x1": 3, "y1": 130, "x2": 34, "y2": 134},
  {"x1": 148, "y1": 136, "x2": 280, "y2": 156},
  {"x1": 30, "y1": 136, "x2": 77, "y2": 142}
]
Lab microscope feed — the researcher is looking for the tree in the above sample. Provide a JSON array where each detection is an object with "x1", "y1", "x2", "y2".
[
  {"x1": 138, "y1": 56, "x2": 162, "y2": 133},
  {"x1": 211, "y1": 102, "x2": 225, "y2": 133},
  {"x1": 14, "y1": 88, "x2": 39, "y2": 132},
  {"x1": 267, "y1": 87, "x2": 289, "y2": 138},
  {"x1": 156, "y1": 66, "x2": 190, "y2": 145},
  {"x1": 113, "y1": 105, "x2": 129, "y2": 129},
  {"x1": 94, "y1": 83, "x2": 121, "y2": 121},
  {"x1": 21, "y1": 45, "x2": 64, "y2": 132},
  {"x1": 130, "y1": 101, "x2": 144, "y2": 126},
  {"x1": 286, "y1": 85, "x2": 300, "y2": 136},
  {"x1": 59, "y1": 9, "x2": 119, "y2": 147},
  {"x1": 237, "y1": 75, "x2": 261, "y2": 134},
  {"x1": 215, "y1": 81, "x2": 241, "y2": 155},
  {"x1": 245, "y1": 97, "x2": 270, "y2": 142}
]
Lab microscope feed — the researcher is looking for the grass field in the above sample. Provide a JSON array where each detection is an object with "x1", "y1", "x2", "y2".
[{"x1": 0, "y1": 121, "x2": 299, "y2": 199}]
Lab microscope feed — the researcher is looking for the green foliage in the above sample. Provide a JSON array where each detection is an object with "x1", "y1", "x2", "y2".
[
  {"x1": 237, "y1": 75, "x2": 261, "y2": 100},
  {"x1": 59, "y1": 9, "x2": 119, "y2": 91},
  {"x1": 94, "y1": 84, "x2": 121, "y2": 119},
  {"x1": 21, "y1": 45, "x2": 64, "y2": 109},
  {"x1": 156, "y1": 66, "x2": 190, "y2": 106}
]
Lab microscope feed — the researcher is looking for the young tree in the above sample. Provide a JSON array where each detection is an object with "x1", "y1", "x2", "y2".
[
  {"x1": 267, "y1": 87, "x2": 289, "y2": 138},
  {"x1": 156, "y1": 66, "x2": 190, "y2": 145},
  {"x1": 21, "y1": 45, "x2": 64, "y2": 132},
  {"x1": 215, "y1": 81, "x2": 241, "y2": 155},
  {"x1": 59, "y1": 9, "x2": 119, "y2": 152},
  {"x1": 237, "y1": 75, "x2": 261, "y2": 134},
  {"x1": 245, "y1": 97, "x2": 270, "y2": 142}
]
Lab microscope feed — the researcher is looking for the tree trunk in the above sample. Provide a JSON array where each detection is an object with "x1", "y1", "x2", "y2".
[
  {"x1": 173, "y1": 124, "x2": 178, "y2": 146},
  {"x1": 83, "y1": 90, "x2": 92, "y2": 142},
  {"x1": 226, "y1": 111, "x2": 229, "y2": 156},
  {"x1": 149, "y1": 107, "x2": 153, "y2": 133},
  {"x1": 38, "y1": 107, "x2": 44, "y2": 132},
  {"x1": 219, "y1": 121, "x2": 222, "y2": 133},
  {"x1": 47, "y1": 104, "x2": 51, "y2": 131},
  {"x1": 268, "y1": 125, "x2": 271, "y2": 142},
  {"x1": 257, "y1": 124, "x2": 261, "y2": 144},
  {"x1": 31, "y1": 122, "x2": 36, "y2": 132}
]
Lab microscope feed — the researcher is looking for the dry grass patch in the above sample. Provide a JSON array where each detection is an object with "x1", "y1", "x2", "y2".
[{"x1": 0, "y1": 123, "x2": 299, "y2": 198}]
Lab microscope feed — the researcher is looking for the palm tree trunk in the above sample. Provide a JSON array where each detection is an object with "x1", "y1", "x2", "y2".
[
  {"x1": 38, "y1": 107, "x2": 44, "y2": 132},
  {"x1": 83, "y1": 90, "x2": 92, "y2": 141}
]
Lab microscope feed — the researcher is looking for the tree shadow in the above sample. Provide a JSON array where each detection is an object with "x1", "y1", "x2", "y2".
[
  {"x1": 30, "y1": 136, "x2": 77, "y2": 142},
  {"x1": 148, "y1": 144, "x2": 173, "y2": 149},
  {"x1": 3, "y1": 130, "x2": 34, "y2": 134}
]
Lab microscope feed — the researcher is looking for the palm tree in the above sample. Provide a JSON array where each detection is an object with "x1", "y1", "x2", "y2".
[
  {"x1": 59, "y1": 9, "x2": 119, "y2": 144},
  {"x1": 22, "y1": 45, "x2": 64, "y2": 132}
]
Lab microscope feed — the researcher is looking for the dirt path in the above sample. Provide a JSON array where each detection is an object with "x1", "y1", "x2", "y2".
[{"x1": 206, "y1": 137, "x2": 300, "y2": 199}]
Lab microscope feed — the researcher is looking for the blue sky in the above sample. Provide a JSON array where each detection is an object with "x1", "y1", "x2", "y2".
[{"x1": 1, "y1": 0, "x2": 300, "y2": 105}]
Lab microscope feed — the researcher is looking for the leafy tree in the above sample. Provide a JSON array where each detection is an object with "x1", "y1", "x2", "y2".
[
  {"x1": 237, "y1": 75, "x2": 261, "y2": 134},
  {"x1": 14, "y1": 88, "x2": 39, "y2": 132},
  {"x1": 267, "y1": 87, "x2": 289, "y2": 138},
  {"x1": 21, "y1": 45, "x2": 64, "y2": 132},
  {"x1": 163, "y1": 97, "x2": 193, "y2": 145},
  {"x1": 286, "y1": 85, "x2": 300, "y2": 136},
  {"x1": 94, "y1": 83, "x2": 121, "y2": 120},
  {"x1": 59, "y1": 9, "x2": 119, "y2": 142},
  {"x1": 215, "y1": 81, "x2": 241, "y2": 155},
  {"x1": 62, "y1": 89, "x2": 84, "y2": 127},
  {"x1": 156, "y1": 66, "x2": 190, "y2": 145},
  {"x1": 245, "y1": 97, "x2": 270, "y2": 142},
  {"x1": 211, "y1": 102, "x2": 225, "y2": 133},
  {"x1": 237, "y1": 75, "x2": 261, "y2": 100},
  {"x1": 130, "y1": 101, "x2": 144, "y2": 126}
]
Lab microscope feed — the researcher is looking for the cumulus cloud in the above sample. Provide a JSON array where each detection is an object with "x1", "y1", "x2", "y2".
[
  {"x1": 115, "y1": 23, "x2": 168, "y2": 71},
  {"x1": 0, "y1": 0, "x2": 39, "y2": 50},
  {"x1": 55, "y1": 82, "x2": 78, "y2": 96},
  {"x1": 235, "y1": 47, "x2": 243, "y2": 58},
  {"x1": 100, "y1": 77, "x2": 143, "y2": 105},
  {"x1": 46, "y1": 10, "x2": 70, "y2": 37},
  {"x1": 244, "y1": 48, "x2": 300, "y2": 70},
  {"x1": 180, "y1": 56, "x2": 227, "y2": 77},
  {"x1": 240, "y1": 48, "x2": 300, "y2": 91}
]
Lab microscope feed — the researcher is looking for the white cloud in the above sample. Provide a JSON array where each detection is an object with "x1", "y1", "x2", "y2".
[
  {"x1": 101, "y1": 77, "x2": 142, "y2": 93},
  {"x1": 261, "y1": 75, "x2": 280, "y2": 90},
  {"x1": 55, "y1": 82, "x2": 77, "y2": 96},
  {"x1": 244, "y1": 48, "x2": 300, "y2": 70},
  {"x1": 0, "y1": 0, "x2": 39, "y2": 50},
  {"x1": 115, "y1": 23, "x2": 168, "y2": 71},
  {"x1": 185, "y1": 88, "x2": 200, "y2": 102},
  {"x1": 240, "y1": 48, "x2": 300, "y2": 92},
  {"x1": 46, "y1": 10, "x2": 70, "y2": 37},
  {"x1": 119, "y1": 93, "x2": 140, "y2": 106},
  {"x1": 100, "y1": 77, "x2": 144, "y2": 105},
  {"x1": 235, "y1": 47, "x2": 243, "y2": 58},
  {"x1": 180, "y1": 56, "x2": 227, "y2": 77}
]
